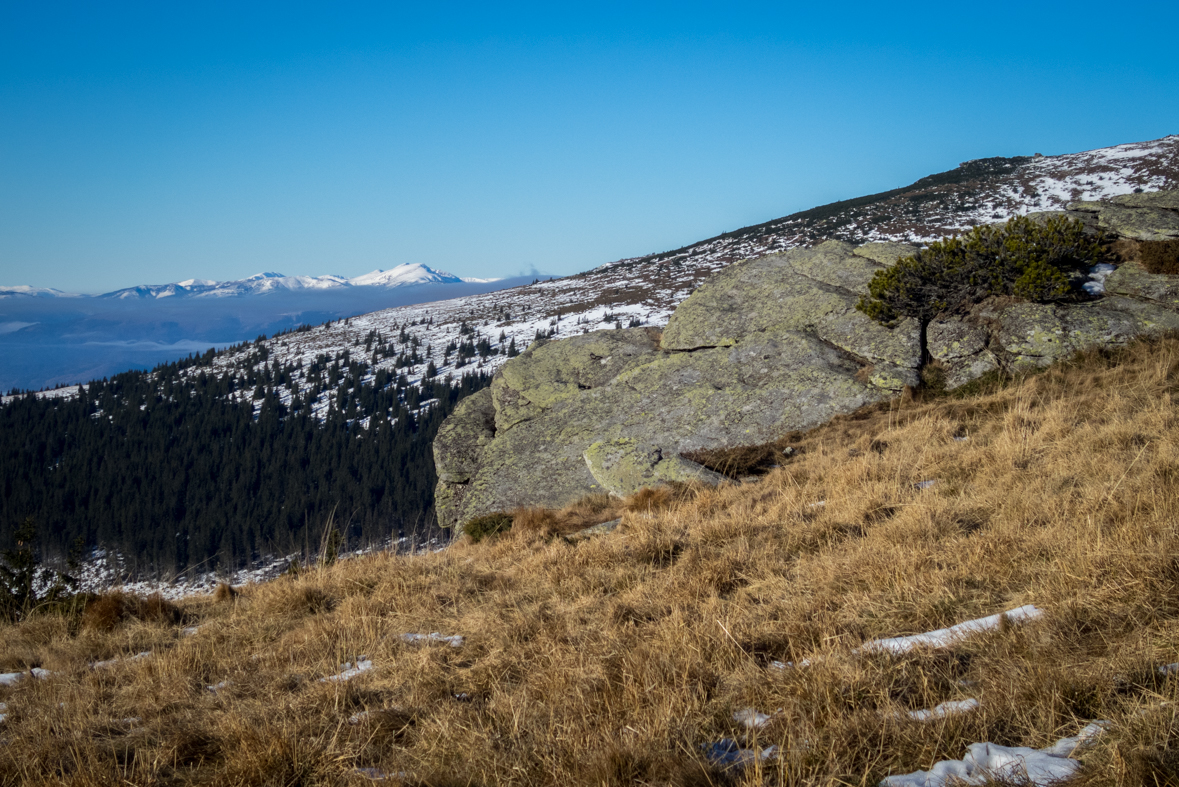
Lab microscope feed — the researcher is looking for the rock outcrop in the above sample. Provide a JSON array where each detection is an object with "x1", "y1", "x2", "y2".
[
  {"x1": 927, "y1": 191, "x2": 1179, "y2": 386},
  {"x1": 435, "y1": 191, "x2": 1179, "y2": 531}
]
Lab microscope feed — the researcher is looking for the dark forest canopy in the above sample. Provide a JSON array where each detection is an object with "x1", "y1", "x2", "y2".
[{"x1": 0, "y1": 349, "x2": 491, "y2": 575}]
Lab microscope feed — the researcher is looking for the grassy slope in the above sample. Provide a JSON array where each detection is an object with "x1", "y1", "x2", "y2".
[{"x1": 3, "y1": 338, "x2": 1179, "y2": 786}]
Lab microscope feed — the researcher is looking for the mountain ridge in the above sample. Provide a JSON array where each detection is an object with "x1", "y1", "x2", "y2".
[{"x1": 0, "y1": 263, "x2": 499, "y2": 300}]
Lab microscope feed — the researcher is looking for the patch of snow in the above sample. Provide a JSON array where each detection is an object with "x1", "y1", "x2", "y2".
[
  {"x1": 702, "y1": 739, "x2": 779, "y2": 770},
  {"x1": 207, "y1": 680, "x2": 231, "y2": 693},
  {"x1": 0, "y1": 668, "x2": 51, "y2": 686},
  {"x1": 858, "y1": 605, "x2": 1044, "y2": 655},
  {"x1": 893, "y1": 698, "x2": 980, "y2": 722},
  {"x1": 1083, "y1": 263, "x2": 1117, "y2": 295},
  {"x1": 881, "y1": 721, "x2": 1107, "y2": 787},
  {"x1": 914, "y1": 480, "x2": 937, "y2": 490},
  {"x1": 400, "y1": 632, "x2": 464, "y2": 647},
  {"x1": 1159, "y1": 663, "x2": 1179, "y2": 676},
  {"x1": 733, "y1": 708, "x2": 778, "y2": 729},
  {"x1": 321, "y1": 658, "x2": 374, "y2": 682},
  {"x1": 91, "y1": 651, "x2": 151, "y2": 670}
]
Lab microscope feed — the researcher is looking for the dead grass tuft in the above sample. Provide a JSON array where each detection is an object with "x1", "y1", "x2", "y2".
[
  {"x1": 81, "y1": 591, "x2": 183, "y2": 632},
  {"x1": 212, "y1": 582, "x2": 237, "y2": 603},
  {"x1": 1140, "y1": 239, "x2": 1179, "y2": 275}
]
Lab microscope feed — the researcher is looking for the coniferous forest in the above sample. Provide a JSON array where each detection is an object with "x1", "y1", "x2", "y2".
[{"x1": 0, "y1": 348, "x2": 490, "y2": 575}]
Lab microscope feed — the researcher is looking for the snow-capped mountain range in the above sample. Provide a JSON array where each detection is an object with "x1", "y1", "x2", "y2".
[{"x1": 0, "y1": 263, "x2": 497, "y2": 300}]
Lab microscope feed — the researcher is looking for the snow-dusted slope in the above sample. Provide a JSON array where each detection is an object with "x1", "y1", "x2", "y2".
[
  {"x1": 609, "y1": 135, "x2": 1179, "y2": 273},
  {"x1": 12, "y1": 134, "x2": 1179, "y2": 416},
  {"x1": 184, "y1": 135, "x2": 1179, "y2": 420}
]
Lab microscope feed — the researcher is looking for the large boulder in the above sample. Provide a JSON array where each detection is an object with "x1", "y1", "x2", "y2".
[
  {"x1": 1068, "y1": 190, "x2": 1179, "y2": 242},
  {"x1": 990, "y1": 298, "x2": 1179, "y2": 373},
  {"x1": 660, "y1": 240, "x2": 924, "y2": 391},
  {"x1": 434, "y1": 191, "x2": 1179, "y2": 532},
  {"x1": 434, "y1": 242, "x2": 922, "y2": 530}
]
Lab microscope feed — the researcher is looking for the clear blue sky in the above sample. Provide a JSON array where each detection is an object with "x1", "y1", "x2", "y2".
[{"x1": 2, "y1": 1, "x2": 1177, "y2": 294}]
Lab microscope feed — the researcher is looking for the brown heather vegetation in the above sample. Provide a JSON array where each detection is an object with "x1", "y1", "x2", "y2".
[{"x1": 4, "y1": 337, "x2": 1179, "y2": 786}]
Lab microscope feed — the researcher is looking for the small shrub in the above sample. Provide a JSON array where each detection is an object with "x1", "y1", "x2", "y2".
[
  {"x1": 138, "y1": 593, "x2": 182, "y2": 624},
  {"x1": 293, "y1": 585, "x2": 334, "y2": 615},
  {"x1": 0, "y1": 517, "x2": 81, "y2": 621},
  {"x1": 507, "y1": 494, "x2": 624, "y2": 539},
  {"x1": 1140, "y1": 239, "x2": 1179, "y2": 275},
  {"x1": 624, "y1": 485, "x2": 686, "y2": 513},
  {"x1": 508, "y1": 507, "x2": 558, "y2": 537},
  {"x1": 464, "y1": 512, "x2": 513, "y2": 543},
  {"x1": 857, "y1": 215, "x2": 1103, "y2": 326}
]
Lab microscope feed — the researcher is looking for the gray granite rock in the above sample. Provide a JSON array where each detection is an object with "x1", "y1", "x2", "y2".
[
  {"x1": 852, "y1": 242, "x2": 921, "y2": 267},
  {"x1": 434, "y1": 326, "x2": 891, "y2": 529}
]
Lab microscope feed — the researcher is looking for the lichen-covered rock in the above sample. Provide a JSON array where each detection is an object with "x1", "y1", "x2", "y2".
[
  {"x1": 927, "y1": 317, "x2": 1000, "y2": 389},
  {"x1": 435, "y1": 328, "x2": 891, "y2": 529},
  {"x1": 1092, "y1": 205, "x2": 1179, "y2": 241},
  {"x1": 660, "y1": 240, "x2": 922, "y2": 387},
  {"x1": 433, "y1": 388, "x2": 496, "y2": 484},
  {"x1": 491, "y1": 328, "x2": 662, "y2": 430},
  {"x1": 1067, "y1": 191, "x2": 1179, "y2": 242},
  {"x1": 583, "y1": 438, "x2": 726, "y2": 497},
  {"x1": 1104, "y1": 262, "x2": 1179, "y2": 308},
  {"x1": 1110, "y1": 191, "x2": 1179, "y2": 210},
  {"x1": 993, "y1": 297, "x2": 1179, "y2": 372},
  {"x1": 852, "y1": 242, "x2": 921, "y2": 267}
]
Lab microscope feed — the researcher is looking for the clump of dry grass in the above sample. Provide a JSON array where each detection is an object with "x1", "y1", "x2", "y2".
[
  {"x1": 1140, "y1": 240, "x2": 1179, "y2": 276},
  {"x1": 5, "y1": 335, "x2": 1179, "y2": 785},
  {"x1": 212, "y1": 583, "x2": 237, "y2": 603},
  {"x1": 81, "y1": 591, "x2": 183, "y2": 632}
]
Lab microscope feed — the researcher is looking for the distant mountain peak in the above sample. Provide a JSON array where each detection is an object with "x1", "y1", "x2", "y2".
[
  {"x1": 0, "y1": 285, "x2": 78, "y2": 299},
  {"x1": 88, "y1": 264, "x2": 476, "y2": 299},
  {"x1": 347, "y1": 263, "x2": 464, "y2": 287}
]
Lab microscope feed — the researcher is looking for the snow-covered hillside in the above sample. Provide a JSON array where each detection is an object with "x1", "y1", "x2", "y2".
[
  {"x1": 610, "y1": 135, "x2": 1179, "y2": 273},
  {"x1": 177, "y1": 135, "x2": 1179, "y2": 421},
  {"x1": 10, "y1": 134, "x2": 1179, "y2": 417}
]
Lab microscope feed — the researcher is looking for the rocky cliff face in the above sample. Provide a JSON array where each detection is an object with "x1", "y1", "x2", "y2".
[{"x1": 434, "y1": 191, "x2": 1179, "y2": 531}]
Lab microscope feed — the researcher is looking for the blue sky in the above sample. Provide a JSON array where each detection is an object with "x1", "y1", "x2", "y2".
[{"x1": 2, "y1": 2, "x2": 1177, "y2": 294}]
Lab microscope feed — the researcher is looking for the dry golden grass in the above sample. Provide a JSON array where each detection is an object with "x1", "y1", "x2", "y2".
[{"x1": 4, "y1": 336, "x2": 1179, "y2": 785}]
